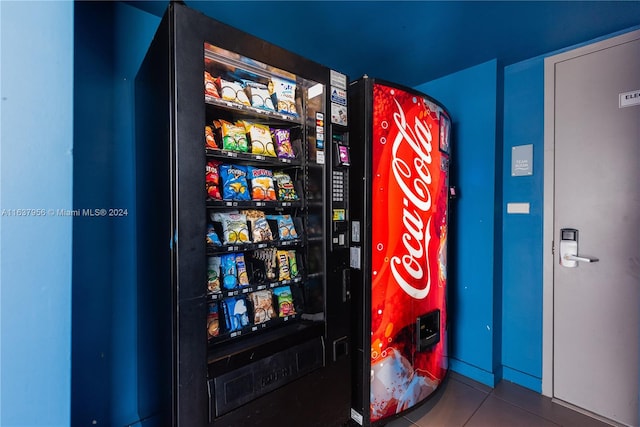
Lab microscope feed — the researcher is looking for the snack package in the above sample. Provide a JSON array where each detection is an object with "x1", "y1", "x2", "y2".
[
  {"x1": 288, "y1": 250, "x2": 299, "y2": 278},
  {"x1": 205, "y1": 125, "x2": 218, "y2": 149},
  {"x1": 221, "y1": 253, "x2": 238, "y2": 290},
  {"x1": 273, "y1": 286, "x2": 296, "y2": 317},
  {"x1": 251, "y1": 247, "x2": 278, "y2": 281},
  {"x1": 271, "y1": 76, "x2": 298, "y2": 116},
  {"x1": 246, "y1": 166, "x2": 276, "y2": 201},
  {"x1": 219, "y1": 78, "x2": 251, "y2": 106},
  {"x1": 273, "y1": 171, "x2": 299, "y2": 201},
  {"x1": 276, "y1": 250, "x2": 291, "y2": 281},
  {"x1": 236, "y1": 253, "x2": 250, "y2": 287},
  {"x1": 267, "y1": 214, "x2": 298, "y2": 240},
  {"x1": 219, "y1": 164, "x2": 250, "y2": 201},
  {"x1": 222, "y1": 296, "x2": 250, "y2": 332},
  {"x1": 206, "y1": 223, "x2": 222, "y2": 246},
  {"x1": 249, "y1": 290, "x2": 276, "y2": 324},
  {"x1": 207, "y1": 302, "x2": 220, "y2": 339},
  {"x1": 204, "y1": 72, "x2": 220, "y2": 98},
  {"x1": 206, "y1": 160, "x2": 222, "y2": 200},
  {"x1": 214, "y1": 120, "x2": 249, "y2": 152},
  {"x1": 243, "y1": 121, "x2": 276, "y2": 157},
  {"x1": 211, "y1": 212, "x2": 251, "y2": 245},
  {"x1": 242, "y1": 209, "x2": 274, "y2": 243},
  {"x1": 207, "y1": 256, "x2": 221, "y2": 293},
  {"x1": 271, "y1": 128, "x2": 295, "y2": 159},
  {"x1": 243, "y1": 80, "x2": 275, "y2": 111}
]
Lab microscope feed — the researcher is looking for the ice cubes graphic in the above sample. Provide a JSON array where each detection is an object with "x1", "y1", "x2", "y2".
[{"x1": 370, "y1": 348, "x2": 437, "y2": 420}]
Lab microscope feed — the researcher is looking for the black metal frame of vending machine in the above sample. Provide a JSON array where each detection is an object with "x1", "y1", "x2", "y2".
[
  {"x1": 135, "y1": 3, "x2": 351, "y2": 426},
  {"x1": 348, "y1": 76, "x2": 452, "y2": 426}
]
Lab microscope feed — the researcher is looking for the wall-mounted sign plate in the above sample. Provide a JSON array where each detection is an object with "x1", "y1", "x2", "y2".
[
  {"x1": 511, "y1": 144, "x2": 533, "y2": 176},
  {"x1": 619, "y1": 89, "x2": 640, "y2": 108}
]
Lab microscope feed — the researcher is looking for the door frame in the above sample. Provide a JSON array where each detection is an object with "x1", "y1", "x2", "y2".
[{"x1": 542, "y1": 28, "x2": 640, "y2": 400}]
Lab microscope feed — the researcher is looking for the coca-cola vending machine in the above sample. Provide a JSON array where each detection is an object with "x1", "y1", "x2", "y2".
[{"x1": 348, "y1": 77, "x2": 452, "y2": 426}]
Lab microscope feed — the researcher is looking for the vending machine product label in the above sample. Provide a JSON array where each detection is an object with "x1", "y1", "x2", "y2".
[
  {"x1": 369, "y1": 83, "x2": 450, "y2": 422},
  {"x1": 331, "y1": 103, "x2": 348, "y2": 126},
  {"x1": 330, "y1": 70, "x2": 347, "y2": 90},
  {"x1": 331, "y1": 87, "x2": 347, "y2": 106}
]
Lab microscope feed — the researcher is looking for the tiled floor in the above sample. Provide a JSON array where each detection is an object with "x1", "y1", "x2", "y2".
[{"x1": 384, "y1": 372, "x2": 612, "y2": 427}]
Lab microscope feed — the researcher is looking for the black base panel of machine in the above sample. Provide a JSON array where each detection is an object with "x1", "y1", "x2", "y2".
[
  {"x1": 211, "y1": 337, "x2": 324, "y2": 417},
  {"x1": 209, "y1": 352, "x2": 351, "y2": 426}
]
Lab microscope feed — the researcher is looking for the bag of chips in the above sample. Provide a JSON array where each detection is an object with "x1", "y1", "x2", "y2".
[
  {"x1": 204, "y1": 72, "x2": 220, "y2": 98},
  {"x1": 206, "y1": 160, "x2": 222, "y2": 200},
  {"x1": 207, "y1": 302, "x2": 220, "y2": 339},
  {"x1": 267, "y1": 214, "x2": 298, "y2": 240},
  {"x1": 248, "y1": 290, "x2": 276, "y2": 324},
  {"x1": 236, "y1": 253, "x2": 250, "y2": 287},
  {"x1": 214, "y1": 120, "x2": 249, "y2": 153},
  {"x1": 219, "y1": 164, "x2": 250, "y2": 201},
  {"x1": 271, "y1": 128, "x2": 295, "y2": 159},
  {"x1": 243, "y1": 121, "x2": 276, "y2": 157},
  {"x1": 288, "y1": 250, "x2": 299, "y2": 278},
  {"x1": 273, "y1": 286, "x2": 295, "y2": 317},
  {"x1": 219, "y1": 79, "x2": 251, "y2": 106},
  {"x1": 207, "y1": 256, "x2": 221, "y2": 293},
  {"x1": 243, "y1": 80, "x2": 275, "y2": 111},
  {"x1": 211, "y1": 212, "x2": 250, "y2": 245},
  {"x1": 222, "y1": 296, "x2": 250, "y2": 332},
  {"x1": 246, "y1": 166, "x2": 276, "y2": 201},
  {"x1": 273, "y1": 171, "x2": 298, "y2": 201},
  {"x1": 241, "y1": 210, "x2": 274, "y2": 243},
  {"x1": 221, "y1": 253, "x2": 238, "y2": 290},
  {"x1": 205, "y1": 125, "x2": 218, "y2": 149},
  {"x1": 206, "y1": 223, "x2": 222, "y2": 246},
  {"x1": 271, "y1": 76, "x2": 298, "y2": 116},
  {"x1": 276, "y1": 250, "x2": 291, "y2": 281}
]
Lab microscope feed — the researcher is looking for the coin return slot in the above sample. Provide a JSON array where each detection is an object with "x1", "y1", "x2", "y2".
[{"x1": 416, "y1": 309, "x2": 440, "y2": 351}]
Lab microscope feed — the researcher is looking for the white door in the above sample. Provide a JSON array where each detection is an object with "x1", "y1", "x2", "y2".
[{"x1": 545, "y1": 30, "x2": 640, "y2": 426}]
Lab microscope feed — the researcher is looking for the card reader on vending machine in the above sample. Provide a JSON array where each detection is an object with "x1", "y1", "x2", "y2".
[{"x1": 331, "y1": 132, "x2": 349, "y2": 249}]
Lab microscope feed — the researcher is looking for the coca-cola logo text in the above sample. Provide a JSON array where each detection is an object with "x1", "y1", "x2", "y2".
[{"x1": 389, "y1": 98, "x2": 434, "y2": 300}]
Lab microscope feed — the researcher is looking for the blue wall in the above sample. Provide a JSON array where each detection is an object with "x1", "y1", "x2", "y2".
[
  {"x1": 501, "y1": 57, "x2": 545, "y2": 391},
  {"x1": 415, "y1": 60, "x2": 504, "y2": 386},
  {"x1": 0, "y1": 1, "x2": 74, "y2": 426}
]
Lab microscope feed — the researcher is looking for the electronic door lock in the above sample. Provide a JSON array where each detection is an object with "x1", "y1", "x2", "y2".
[{"x1": 559, "y1": 228, "x2": 599, "y2": 268}]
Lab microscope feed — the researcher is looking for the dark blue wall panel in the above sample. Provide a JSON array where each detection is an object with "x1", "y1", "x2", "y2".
[
  {"x1": 72, "y1": 2, "x2": 116, "y2": 425},
  {"x1": 110, "y1": 3, "x2": 161, "y2": 425},
  {"x1": 72, "y1": 2, "x2": 159, "y2": 425}
]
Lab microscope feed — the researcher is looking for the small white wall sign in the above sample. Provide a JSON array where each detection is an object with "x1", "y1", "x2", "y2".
[{"x1": 619, "y1": 89, "x2": 640, "y2": 108}]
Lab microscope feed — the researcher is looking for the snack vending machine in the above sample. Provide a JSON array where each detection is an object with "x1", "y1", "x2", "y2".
[
  {"x1": 348, "y1": 77, "x2": 452, "y2": 426},
  {"x1": 135, "y1": 3, "x2": 351, "y2": 426}
]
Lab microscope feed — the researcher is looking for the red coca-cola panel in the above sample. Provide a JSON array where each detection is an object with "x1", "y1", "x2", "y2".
[{"x1": 369, "y1": 83, "x2": 450, "y2": 422}]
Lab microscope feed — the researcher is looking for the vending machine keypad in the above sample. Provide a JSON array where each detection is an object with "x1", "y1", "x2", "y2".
[{"x1": 332, "y1": 171, "x2": 345, "y2": 202}]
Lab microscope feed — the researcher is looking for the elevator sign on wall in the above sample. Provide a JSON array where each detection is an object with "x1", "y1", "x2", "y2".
[{"x1": 619, "y1": 89, "x2": 640, "y2": 108}]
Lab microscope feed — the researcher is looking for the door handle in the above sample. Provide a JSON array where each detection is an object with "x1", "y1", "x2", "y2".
[
  {"x1": 559, "y1": 228, "x2": 599, "y2": 267},
  {"x1": 563, "y1": 254, "x2": 599, "y2": 263}
]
